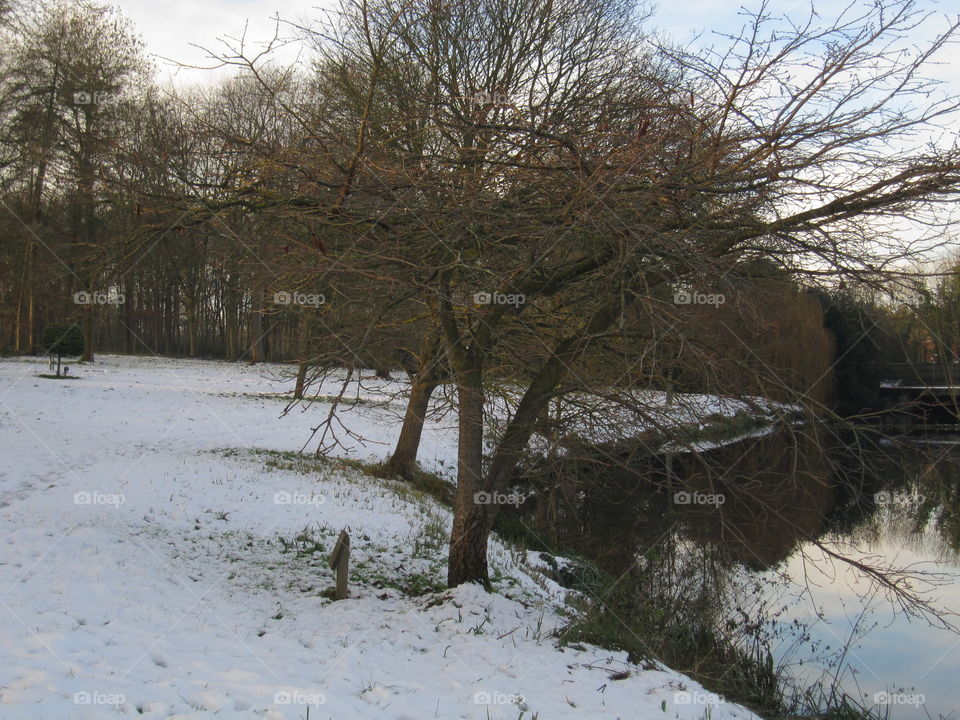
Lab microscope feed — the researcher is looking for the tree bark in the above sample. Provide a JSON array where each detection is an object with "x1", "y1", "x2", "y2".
[
  {"x1": 13, "y1": 238, "x2": 29, "y2": 353},
  {"x1": 484, "y1": 280, "x2": 648, "y2": 499},
  {"x1": 385, "y1": 377, "x2": 438, "y2": 480},
  {"x1": 293, "y1": 310, "x2": 311, "y2": 400},
  {"x1": 224, "y1": 273, "x2": 239, "y2": 360},
  {"x1": 385, "y1": 332, "x2": 445, "y2": 480},
  {"x1": 447, "y1": 364, "x2": 492, "y2": 587},
  {"x1": 81, "y1": 304, "x2": 94, "y2": 362},
  {"x1": 248, "y1": 282, "x2": 265, "y2": 363}
]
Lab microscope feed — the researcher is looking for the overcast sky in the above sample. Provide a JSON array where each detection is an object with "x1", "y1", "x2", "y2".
[
  {"x1": 106, "y1": 0, "x2": 957, "y2": 266},
  {"x1": 113, "y1": 0, "x2": 959, "y2": 91}
]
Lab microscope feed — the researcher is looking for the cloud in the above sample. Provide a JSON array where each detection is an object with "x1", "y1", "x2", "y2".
[{"x1": 116, "y1": 0, "x2": 324, "y2": 85}]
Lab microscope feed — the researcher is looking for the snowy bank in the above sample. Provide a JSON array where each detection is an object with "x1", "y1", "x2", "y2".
[{"x1": 0, "y1": 355, "x2": 759, "y2": 719}]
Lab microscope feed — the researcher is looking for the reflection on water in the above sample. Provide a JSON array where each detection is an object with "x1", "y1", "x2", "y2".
[{"x1": 535, "y1": 427, "x2": 960, "y2": 719}]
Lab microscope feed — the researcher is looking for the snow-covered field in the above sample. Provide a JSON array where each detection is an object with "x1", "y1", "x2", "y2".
[{"x1": 0, "y1": 354, "x2": 759, "y2": 720}]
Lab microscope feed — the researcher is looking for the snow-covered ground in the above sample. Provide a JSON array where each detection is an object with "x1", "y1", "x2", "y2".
[
  {"x1": 517, "y1": 389, "x2": 796, "y2": 457},
  {"x1": 0, "y1": 354, "x2": 759, "y2": 719}
]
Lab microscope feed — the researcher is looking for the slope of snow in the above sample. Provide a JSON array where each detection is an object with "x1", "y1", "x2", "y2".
[
  {"x1": 0, "y1": 354, "x2": 759, "y2": 719},
  {"x1": 515, "y1": 390, "x2": 798, "y2": 458}
]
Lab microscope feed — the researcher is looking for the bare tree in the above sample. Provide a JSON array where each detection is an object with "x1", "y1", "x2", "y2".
[{"x1": 288, "y1": 0, "x2": 960, "y2": 586}]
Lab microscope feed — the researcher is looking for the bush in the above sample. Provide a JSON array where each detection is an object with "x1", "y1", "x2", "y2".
[{"x1": 42, "y1": 323, "x2": 84, "y2": 377}]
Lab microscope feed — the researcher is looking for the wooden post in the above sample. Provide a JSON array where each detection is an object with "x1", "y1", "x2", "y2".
[{"x1": 328, "y1": 530, "x2": 350, "y2": 599}]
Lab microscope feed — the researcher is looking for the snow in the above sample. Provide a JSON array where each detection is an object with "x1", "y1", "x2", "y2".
[
  {"x1": 515, "y1": 389, "x2": 797, "y2": 458},
  {"x1": 0, "y1": 354, "x2": 759, "y2": 719}
]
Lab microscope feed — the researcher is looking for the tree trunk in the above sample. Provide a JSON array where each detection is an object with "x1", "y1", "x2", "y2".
[
  {"x1": 293, "y1": 310, "x2": 311, "y2": 400},
  {"x1": 447, "y1": 366, "x2": 492, "y2": 588},
  {"x1": 81, "y1": 301, "x2": 95, "y2": 362},
  {"x1": 13, "y1": 238, "x2": 29, "y2": 353},
  {"x1": 479, "y1": 295, "x2": 629, "y2": 536},
  {"x1": 386, "y1": 332, "x2": 444, "y2": 480},
  {"x1": 385, "y1": 377, "x2": 437, "y2": 480},
  {"x1": 224, "y1": 273, "x2": 239, "y2": 360},
  {"x1": 187, "y1": 297, "x2": 198, "y2": 357},
  {"x1": 248, "y1": 283, "x2": 264, "y2": 363}
]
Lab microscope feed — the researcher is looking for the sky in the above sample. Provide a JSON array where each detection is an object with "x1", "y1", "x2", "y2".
[
  {"x1": 113, "y1": 0, "x2": 317, "y2": 86},
  {"x1": 112, "y1": 0, "x2": 960, "y2": 91},
  {"x1": 110, "y1": 0, "x2": 960, "y2": 265}
]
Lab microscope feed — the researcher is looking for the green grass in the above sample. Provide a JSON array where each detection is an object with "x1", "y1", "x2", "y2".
[
  {"x1": 413, "y1": 514, "x2": 448, "y2": 558},
  {"x1": 277, "y1": 524, "x2": 330, "y2": 558},
  {"x1": 364, "y1": 459, "x2": 456, "y2": 507},
  {"x1": 241, "y1": 448, "x2": 453, "y2": 599},
  {"x1": 363, "y1": 567, "x2": 447, "y2": 596}
]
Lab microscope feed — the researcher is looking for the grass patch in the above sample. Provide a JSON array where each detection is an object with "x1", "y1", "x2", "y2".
[
  {"x1": 235, "y1": 448, "x2": 453, "y2": 598},
  {"x1": 364, "y1": 459, "x2": 456, "y2": 507},
  {"x1": 277, "y1": 524, "x2": 330, "y2": 558},
  {"x1": 412, "y1": 514, "x2": 448, "y2": 558},
  {"x1": 675, "y1": 410, "x2": 768, "y2": 445},
  {"x1": 365, "y1": 568, "x2": 446, "y2": 596}
]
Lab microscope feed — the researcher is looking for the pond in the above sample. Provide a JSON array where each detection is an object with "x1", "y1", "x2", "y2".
[{"x1": 526, "y1": 427, "x2": 960, "y2": 719}]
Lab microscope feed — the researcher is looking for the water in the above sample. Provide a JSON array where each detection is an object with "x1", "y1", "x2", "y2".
[
  {"x1": 759, "y1": 442, "x2": 960, "y2": 720},
  {"x1": 535, "y1": 427, "x2": 960, "y2": 719}
]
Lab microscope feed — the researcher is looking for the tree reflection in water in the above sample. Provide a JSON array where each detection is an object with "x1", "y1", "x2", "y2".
[{"x1": 519, "y1": 427, "x2": 960, "y2": 718}]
